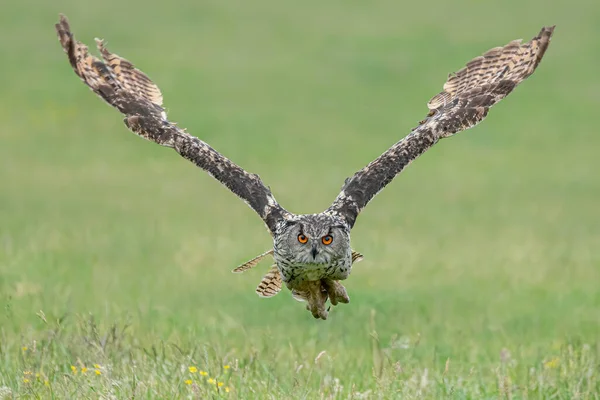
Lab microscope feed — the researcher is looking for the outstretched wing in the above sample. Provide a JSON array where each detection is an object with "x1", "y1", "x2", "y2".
[
  {"x1": 327, "y1": 26, "x2": 554, "y2": 228},
  {"x1": 55, "y1": 15, "x2": 289, "y2": 233}
]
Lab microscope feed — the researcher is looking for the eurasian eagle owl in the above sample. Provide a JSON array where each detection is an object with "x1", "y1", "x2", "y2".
[{"x1": 55, "y1": 15, "x2": 553, "y2": 319}]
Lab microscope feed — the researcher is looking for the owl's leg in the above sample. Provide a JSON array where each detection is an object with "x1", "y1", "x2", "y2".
[
  {"x1": 292, "y1": 281, "x2": 329, "y2": 319},
  {"x1": 309, "y1": 282, "x2": 329, "y2": 320},
  {"x1": 321, "y1": 279, "x2": 350, "y2": 306}
]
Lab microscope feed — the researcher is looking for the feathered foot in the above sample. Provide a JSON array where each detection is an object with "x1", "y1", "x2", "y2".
[
  {"x1": 321, "y1": 279, "x2": 350, "y2": 306},
  {"x1": 292, "y1": 281, "x2": 329, "y2": 320},
  {"x1": 291, "y1": 279, "x2": 350, "y2": 319}
]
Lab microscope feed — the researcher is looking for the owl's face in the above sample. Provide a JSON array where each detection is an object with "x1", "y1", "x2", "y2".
[{"x1": 275, "y1": 214, "x2": 351, "y2": 265}]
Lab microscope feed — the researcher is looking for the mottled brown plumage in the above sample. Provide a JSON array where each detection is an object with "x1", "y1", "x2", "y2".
[
  {"x1": 56, "y1": 15, "x2": 553, "y2": 320},
  {"x1": 55, "y1": 15, "x2": 288, "y2": 234},
  {"x1": 96, "y1": 38, "x2": 163, "y2": 107},
  {"x1": 234, "y1": 250, "x2": 363, "y2": 300},
  {"x1": 232, "y1": 250, "x2": 274, "y2": 273},
  {"x1": 256, "y1": 265, "x2": 282, "y2": 298},
  {"x1": 327, "y1": 26, "x2": 554, "y2": 228}
]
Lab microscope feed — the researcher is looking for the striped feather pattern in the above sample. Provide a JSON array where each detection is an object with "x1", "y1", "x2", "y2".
[
  {"x1": 96, "y1": 38, "x2": 163, "y2": 107},
  {"x1": 256, "y1": 265, "x2": 282, "y2": 298},
  {"x1": 232, "y1": 250, "x2": 274, "y2": 273},
  {"x1": 428, "y1": 27, "x2": 554, "y2": 110}
]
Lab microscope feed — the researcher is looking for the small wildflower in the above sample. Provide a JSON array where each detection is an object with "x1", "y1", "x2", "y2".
[
  {"x1": 188, "y1": 366, "x2": 198, "y2": 373},
  {"x1": 81, "y1": 367, "x2": 88, "y2": 374},
  {"x1": 95, "y1": 369, "x2": 102, "y2": 376},
  {"x1": 184, "y1": 379, "x2": 192, "y2": 385},
  {"x1": 218, "y1": 381, "x2": 224, "y2": 387},
  {"x1": 544, "y1": 358, "x2": 559, "y2": 369},
  {"x1": 23, "y1": 378, "x2": 30, "y2": 384},
  {"x1": 93, "y1": 364, "x2": 101, "y2": 369},
  {"x1": 23, "y1": 371, "x2": 32, "y2": 376},
  {"x1": 199, "y1": 370, "x2": 208, "y2": 376},
  {"x1": 208, "y1": 378, "x2": 216, "y2": 384},
  {"x1": 44, "y1": 380, "x2": 50, "y2": 386},
  {"x1": 70, "y1": 365, "x2": 78, "y2": 375},
  {"x1": 223, "y1": 365, "x2": 230, "y2": 370},
  {"x1": 21, "y1": 346, "x2": 28, "y2": 352},
  {"x1": 35, "y1": 373, "x2": 41, "y2": 379},
  {"x1": 225, "y1": 387, "x2": 230, "y2": 393}
]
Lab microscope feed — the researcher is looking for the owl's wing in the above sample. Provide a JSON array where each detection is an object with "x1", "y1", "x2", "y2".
[
  {"x1": 55, "y1": 15, "x2": 289, "y2": 233},
  {"x1": 327, "y1": 26, "x2": 554, "y2": 228}
]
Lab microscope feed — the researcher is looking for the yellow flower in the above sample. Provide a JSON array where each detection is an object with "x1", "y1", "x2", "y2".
[
  {"x1": 208, "y1": 378, "x2": 216, "y2": 384},
  {"x1": 199, "y1": 370, "x2": 208, "y2": 376},
  {"x1": 93, "y1": 364, "x2": 101, "y2": 369},
  {"x1": 23, "y1": 378, "x2": 30, "y2": 383},
  {"x1": 184, "y1": 379, "x2": 192, "y2": 385},
  {"x1": 44, "y1": 380, "x2": 50, "y2": 386},
  {"x1": 81, "y1": 367, "x2": 88, "y2": 374},
  {"x1": 70, "y1": 365, "x2": 78, "y2": 374},
  {"x1": 21, "y1": 346, "x2": 28, "y2": 352},
  {"x1": 225, "y1": 387, "x2": 230, "y2": 393},
  {"x1": 188, "y1": 366, "x2": 198, "y2": 373},
  {"x1": 223, "y1": 365, "x2": 230, "y2": 370},
  {"x1": 218, "y1": 381, "x2": 224, "y2": 387},
  {"x1": 23, "y1": 371, "x2": 32, "y2": 376},
  {"x1": 544, "y1": 358, "x2": 559, "y2": 369},
  {"x1": 95, "y1": 369, "x2": 102, "y2": 376}
]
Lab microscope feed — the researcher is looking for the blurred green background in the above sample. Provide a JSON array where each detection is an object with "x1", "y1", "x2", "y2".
[{"x1": 0, "y1": 0, "x2": 598, "y2": 397}]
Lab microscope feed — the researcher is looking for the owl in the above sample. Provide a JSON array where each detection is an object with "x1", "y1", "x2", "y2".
[{"x1": 55, "y1": 15, "x2": 554, "y2": 319}]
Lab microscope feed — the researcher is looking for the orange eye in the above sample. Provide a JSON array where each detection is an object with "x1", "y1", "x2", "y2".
[
  {"x1": 322, "y1": 235, "x2": 333, "y2": 245},
  {"x1": 298, "y1": 234, "x2": 308, "y2": 244}
]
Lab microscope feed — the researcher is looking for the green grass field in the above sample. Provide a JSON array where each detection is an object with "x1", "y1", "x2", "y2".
[{"x1": 1, "y1": 0, "x2": 599, "y2": 398}]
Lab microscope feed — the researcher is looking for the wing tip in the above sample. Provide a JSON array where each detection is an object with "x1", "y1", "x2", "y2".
[
  {"x1": 531, "y1": 25, "x2": 555, "y2": 70},
  {"x1": 57, "y1": 13, "x2": 69, "y2": 28},
  {"x1": 540, "y1": 25, "x2": 556, "y2": 35},
  {"x1": 538, "y1": 25, "x2": 556, "y2": 44},
  {"x1": 55, "y1": 14, "x2": 81, "y2": 73},
  {"x1": 55, "y1": 13, "x2": 71, "y2": 47},
  {"x1": 536, "y1": 26, "x2": 555, "y2": 49}
]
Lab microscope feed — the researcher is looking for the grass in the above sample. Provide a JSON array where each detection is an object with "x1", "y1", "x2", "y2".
[{"x1": 1, "y1": 0, "x2": 599, "y2": 397}]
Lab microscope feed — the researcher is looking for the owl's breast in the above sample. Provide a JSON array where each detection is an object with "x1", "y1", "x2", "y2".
[
  {"x1": 276, "y1": 257, "x2": 352, "y2": 288},
  {"x1": 302, "y1": 264, "x2": 332, "y2": 281}
]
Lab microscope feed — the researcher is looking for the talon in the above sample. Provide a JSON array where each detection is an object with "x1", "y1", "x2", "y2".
[
  {"x1": 329, "y1": 293, "x2": 338, "y2": 306},
  {"x1": 322, "y1": 279, "x2": 350, "y2": 306},
  {"x1": 318, "y1": 309, "x2": 329, "y2": 320}
]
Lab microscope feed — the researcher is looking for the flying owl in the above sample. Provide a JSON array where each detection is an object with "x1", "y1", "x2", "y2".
[{"x1": 55, "y1": 15, "x2": 554, "y2": 319}]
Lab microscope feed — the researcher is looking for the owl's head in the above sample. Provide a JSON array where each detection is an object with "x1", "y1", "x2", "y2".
[{"x1": 275, "y1": 214, "x2": 350, "y2": 264}]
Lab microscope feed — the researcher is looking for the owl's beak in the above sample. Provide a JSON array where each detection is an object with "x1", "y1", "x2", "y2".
[{"x1": 311, "y1": 245, "x2": 318, "y2": 260}]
